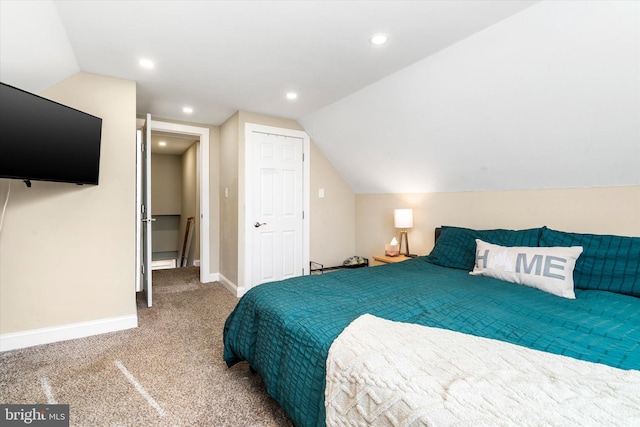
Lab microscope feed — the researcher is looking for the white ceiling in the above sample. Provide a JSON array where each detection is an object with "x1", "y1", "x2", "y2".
[
  {"x1": 301, "y1": 1, "x2": 640, "y2": 193},
  {"x1": 2, "y1": 1, "x2": 637, "y2": 194},
  {"x1": 151, "y1": 131, "x2": 198, "y2": 155},
  {"x1": 1, "y1": 0, "x2": 537, "y2": 126}
]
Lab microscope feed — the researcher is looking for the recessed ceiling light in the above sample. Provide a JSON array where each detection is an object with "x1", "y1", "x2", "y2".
[
  {"x1": 370, "y1": 33, "x2": 388, "y2": 45},
  {"x1": 139, "y1": 58, "x2": 155, "y2": 69},
  {"x1": 158, "y1": 141, "x2": 167, "y2": 147},
  {"x1": 286, "y1": 92, "x2": 298, "y2": 100},
  {"x1": 183, "y1": 107, "x2": 193, "y2": 114}
]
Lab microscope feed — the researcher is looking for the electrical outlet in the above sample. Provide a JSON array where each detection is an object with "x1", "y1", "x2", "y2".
[{"x1": 318, "y1": 188, "x2": 325, "y2": 198}]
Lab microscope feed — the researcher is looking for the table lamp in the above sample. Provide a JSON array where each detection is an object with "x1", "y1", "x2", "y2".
[{"x1": 394, "y1": 209, "x2": 415, "y2": 257}]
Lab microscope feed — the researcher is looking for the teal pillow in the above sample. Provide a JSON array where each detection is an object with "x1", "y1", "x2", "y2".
[
  {"x1": 539, "y1": 227, "x2": 640, "y2": 297},
  {"x1": 425, "y1": 226, "x2": 543, "y2": 271}
]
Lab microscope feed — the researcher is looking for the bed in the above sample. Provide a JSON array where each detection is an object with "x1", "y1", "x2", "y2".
[{"x1": 223, "y1": 226, "x2": 640, "y2": 426}]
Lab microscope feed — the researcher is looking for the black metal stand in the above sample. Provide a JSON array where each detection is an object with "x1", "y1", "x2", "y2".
[{"x1": 309, "y1": 259, "x2": 369, "y2": 274}]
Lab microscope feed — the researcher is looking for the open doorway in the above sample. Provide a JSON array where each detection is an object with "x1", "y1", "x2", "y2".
[
  {"x1": 136, "y1": 118, "x2": 211, "y2": 305},
  {"x1": 150, "y1": 131, "x2": 199, "y2": 270},
  {"x1": 149, "y1": 119, "x2": 210, "y2": 287}
]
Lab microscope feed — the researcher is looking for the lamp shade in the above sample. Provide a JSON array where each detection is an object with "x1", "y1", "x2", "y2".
[{"x1": 394, "y1": 209, "x2": 413, "y2": 229}]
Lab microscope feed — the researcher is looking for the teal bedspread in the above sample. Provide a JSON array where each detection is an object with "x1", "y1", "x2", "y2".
[{"x1": 223, "y1": 258, "x2": 640, "y2": 427}]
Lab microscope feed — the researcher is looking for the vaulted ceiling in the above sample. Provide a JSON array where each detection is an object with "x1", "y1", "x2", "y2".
[
  {"x1": 1, "y1": 0, "x2": 537, "y2": 124},
  {"x1": 1, "y1": 1, "x2": 638, "y2": 193}
]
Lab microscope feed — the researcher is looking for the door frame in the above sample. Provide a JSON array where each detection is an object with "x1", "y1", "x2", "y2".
[
  {"x1": 142, "y1": 114, "x2": 153, "y2": 306},
  {"x1": 135, "y1": 118, "x2": 212, "y2": 290},
  {"x1": 135, "y1": 126, "x2": 143, "y2": 293},
  {"x1": 242, "y1": 124, "x2": 310, "y2": 295}
]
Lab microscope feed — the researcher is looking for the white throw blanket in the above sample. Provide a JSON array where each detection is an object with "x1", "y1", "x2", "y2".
[{"x1": 325, "y1": 314, "x2": 640, "y2": 427}]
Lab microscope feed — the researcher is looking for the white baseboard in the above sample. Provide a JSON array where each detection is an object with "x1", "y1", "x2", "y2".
[
  {"x1": 193, "y1": 259, "x2": 200, "y2": 267},
  {"x1": 219, "y1": 273, "x2": 245, "y2": 297},
  {"x1": 199, "y1": 270, "x2": 219, "y2": 284},
  {"x1": 151, "y1": 259, "x2": 176, "y2": 270},
  {"x1": 0, "y1": 314, "x2": 138, "y2": 352}
]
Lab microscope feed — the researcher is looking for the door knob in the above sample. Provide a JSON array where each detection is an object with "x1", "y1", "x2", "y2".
[{"x1": 254, "y1": 222, "x2": 267, "y2": 228}]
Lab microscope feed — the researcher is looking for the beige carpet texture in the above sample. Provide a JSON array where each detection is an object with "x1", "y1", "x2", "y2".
[{"x1": 0, "y1": 267, "x2": 294, "y2": 426}]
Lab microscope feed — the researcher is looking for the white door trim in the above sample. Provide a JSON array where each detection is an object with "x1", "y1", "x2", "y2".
[
  {"x1": 135, "y1": 126, "x2": 143, "y2": 292},
  {"x1": 242, "y1": 124, "x2": 310, "y2": 295},
  {"x1": 148, "y1": 120, "x2": 212, "y2": 284},
  {"x1": 143, "y1": 114, "x2": 153, "y2": 306}
]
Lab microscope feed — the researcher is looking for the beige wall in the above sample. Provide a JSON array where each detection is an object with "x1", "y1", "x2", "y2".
[
  {"x1": 180, "y1": 143, "x2": 198, "y2": 264},
  {"x1": 220, "y1": 112, "x2": 239, "y2": 285},
  {"x1": 151, "y1": 153, "x2": 182, "y2": 215},
  {"x1": 310, "y1": 143, "x2": 356, "y2": 267},
  {"x1": 0, "y1": 72, "x2": 137, "y2": 334},
  {"x1": 356, "y1": 186, "x2": 640, "y2": 261}
]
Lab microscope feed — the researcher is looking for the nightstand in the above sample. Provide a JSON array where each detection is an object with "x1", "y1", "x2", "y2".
[{"x1": 372, "y1": 254, "x2": 411, "y2": 266}]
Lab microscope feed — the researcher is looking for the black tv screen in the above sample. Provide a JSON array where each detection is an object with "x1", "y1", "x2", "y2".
[{"x1": 0, "y1": 82, "x2": 102, "y2": 185}]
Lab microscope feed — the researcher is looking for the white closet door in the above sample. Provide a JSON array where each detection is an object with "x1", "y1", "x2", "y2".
[{"x1": 250, "y1": 132, "x2": 304, "y2": 287}]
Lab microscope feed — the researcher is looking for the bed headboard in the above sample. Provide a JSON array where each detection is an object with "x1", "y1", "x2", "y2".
[{"x1": 435, "y1": 227, "x2": 442, "y2": 243}]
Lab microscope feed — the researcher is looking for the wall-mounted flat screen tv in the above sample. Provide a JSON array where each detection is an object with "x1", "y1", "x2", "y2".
[{"x1": 0, "y1": 82, "x2": 102, "y2": 185}]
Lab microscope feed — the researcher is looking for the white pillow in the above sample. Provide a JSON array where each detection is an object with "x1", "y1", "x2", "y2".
[{"x1": 469, "y1": 239, "x2": 583, "y2": 299}]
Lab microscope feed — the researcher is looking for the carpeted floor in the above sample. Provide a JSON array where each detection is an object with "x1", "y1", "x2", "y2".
[{"x1": 0, "y1": 267, "x2": 294, "y2": 426}]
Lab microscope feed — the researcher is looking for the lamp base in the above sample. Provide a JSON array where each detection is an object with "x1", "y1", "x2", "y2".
[{"x1": 399, "y1": 229, "x2": 416, "y2": 258}]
